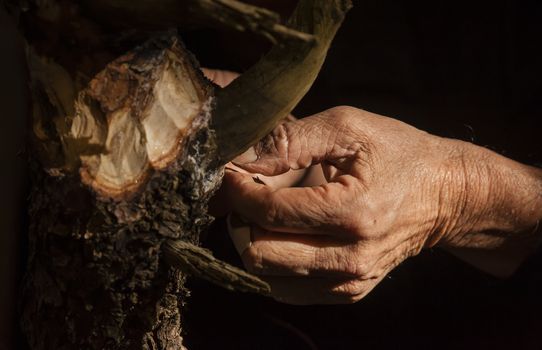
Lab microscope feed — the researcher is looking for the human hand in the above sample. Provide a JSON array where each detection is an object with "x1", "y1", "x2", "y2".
[
  {"x1": 224, "y1": 106, "x2": 542, "y2": 304},
  {"x1": 202, "y1": 68, "x2": 309, "y2": 216}
]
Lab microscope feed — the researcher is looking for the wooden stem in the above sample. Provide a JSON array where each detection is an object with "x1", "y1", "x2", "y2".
[
  {"x1": 164, "y1": 239, "x2": 270, "y2": 295},
  {"x1": 212, "y1": 0, "x2": 353, "y2": 163},
  {"x1": 81, "y1": 0, "x2": 314, "y2": 44}
]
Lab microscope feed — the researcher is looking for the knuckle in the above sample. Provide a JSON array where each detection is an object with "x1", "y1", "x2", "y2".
[
  {"x1": 249, "y1": 191, "x2": 283, "y2": 229},
  {"x1": 341, "y1": 246, "x2": 376, "y2": 278},
  {"x1": 260, "y1": 123, "x2": 290, "y2": 159},
  {"x1": 332, "y1": 279, "x2": 366, "y2": 297},
  {"x1": 242, "y1": 246, "x2": 264, "y2": 274},
  {"x1": 260, "y1": 193, "x2": 282, "y2": 227},
  {"x1": 327, "y1": 106, "x2": 359, "y2": 124},
  {"x1": 343, "y1": 260, "x2": 372, "y2": 278},
  {"x1": 332, "y1": 279, "x2": 368, "y2": 304},
  {"x1": 272, "y1": 122, "x2": 290, "y2": 140}
]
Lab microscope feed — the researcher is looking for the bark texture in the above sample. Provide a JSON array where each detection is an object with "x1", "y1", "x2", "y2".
[{"x1": 22, "y1": 37, "x2": 222, "y2": 350}]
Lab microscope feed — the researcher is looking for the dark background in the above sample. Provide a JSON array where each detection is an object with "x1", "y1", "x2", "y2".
[
  {"x1": 181, "y1": 1, "x2": 542, "y2": 349},
  {"x1": 2, "y1": 1, "x2": 541, "y2": 349},
  {"x1": 1, "y1": 7, "x2": 30, "y2": 350}
]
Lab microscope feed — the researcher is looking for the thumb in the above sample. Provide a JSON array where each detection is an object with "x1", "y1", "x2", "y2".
[{"x1": 233, "y1": 107, "x2": 360, "y2": 176}]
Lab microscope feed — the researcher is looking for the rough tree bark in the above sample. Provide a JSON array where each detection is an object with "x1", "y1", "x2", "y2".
[{"x1": 6, "y1": 0, "x2": 352, "y2": 348}]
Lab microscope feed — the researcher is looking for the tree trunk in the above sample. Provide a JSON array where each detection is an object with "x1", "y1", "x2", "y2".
[
  {"x1": 6, "y1": 0, "x2": 351, "y2": 348},
  {"x1": 22, "y1": 36, "x2": 222, "y2": 349}
]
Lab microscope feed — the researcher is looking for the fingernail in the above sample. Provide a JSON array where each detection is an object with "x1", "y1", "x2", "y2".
[{"x1": 234, "y1": 146, "x2": 258, "y2": 164}]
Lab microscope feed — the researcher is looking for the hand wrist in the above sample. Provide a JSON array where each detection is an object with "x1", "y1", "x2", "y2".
[{"x1": 438, "y1": 140, "x2": 542, "y2": 249}]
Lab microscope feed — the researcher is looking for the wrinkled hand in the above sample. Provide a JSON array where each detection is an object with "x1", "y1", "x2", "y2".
[
  {"x1": 202, "y1": 67, "x2": 308, "y2": 216},
  {"x1": 224, "y1": 106, "x2": 542, "y2": 304}
]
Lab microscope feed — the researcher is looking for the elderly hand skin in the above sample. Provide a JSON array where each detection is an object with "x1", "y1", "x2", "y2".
[{"x1": 224, "y1": 106, "x2": 542, "y2": 305}]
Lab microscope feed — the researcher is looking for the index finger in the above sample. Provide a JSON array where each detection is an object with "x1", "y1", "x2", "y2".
[{"x1": 224, "y1": 170, "x2": 358, "y2": 236}]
